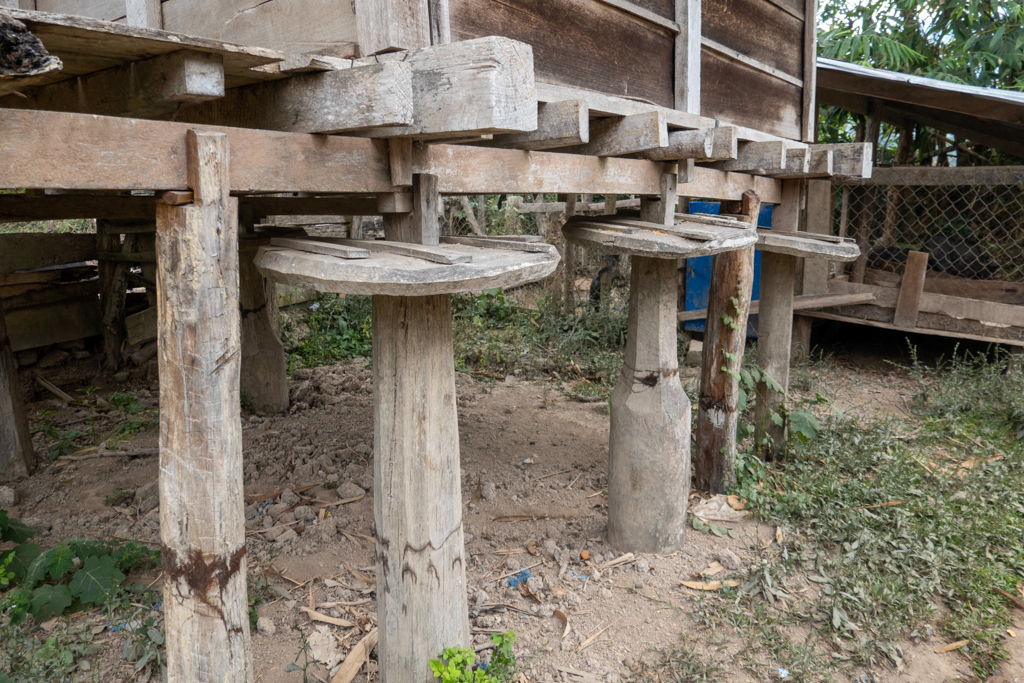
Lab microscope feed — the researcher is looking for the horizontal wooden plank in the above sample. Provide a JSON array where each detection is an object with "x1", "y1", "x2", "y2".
[
  {"x1": 480, "y1": 100, "x2": 590, "y2": 151},
  {"x1": 591, "y1": 0, "x2": 679, "y2": 31},
  {"x1": 1, "y1": 279, "x2": 98, "y2": 310},
  {"x1": 535, "y1": 82, "x2": 713, "y2": 131},
  {"x1": 175, "y1": 62, "x2": 414, "y2": 133},
  {"x1": 0, "y1": 233, "x2": 97, "y2": 273},
  {"x1": 700, "y1": 50, "x2": 802, "y2": 141},
  {"x1": 799, "y1": 308, "x2": 1024, "y2": 346},
  {"x1": 161, "y1": 0, "x2": 358, "y2": 57},
  {"x1": 412, "y1": 143, "x2": 670, "y2": 195},
  {"x1": 125, "y1": 305, "x2": 156, "y2": 345},
  {"x1": 855, "y1": 165, "x2": 1024, "y2": 187},
  {"x1": 830, "y1": 280, "x2": 1024, "y2": 328},
  {"x1": 702, "y1": 0, "x2": 804, "y2": 81},
  {"x1": 681, "y1": 167, "x2": 783, "y2": 203},
  {"x1": 639, "y1": 127, "x2": 738, "y2": 161},
  {"x1": 6, "y1": 297, "x2": 101, "y2": 352},
  {"x1": 678, "y1": 291, "x2": 876, "y2": 321},
  {"x1": 816, "y1": 143, "x2": 872, "y2": 179},
  {"x1": 0, "y1": 109, "x2": 396, "y2": 193},
  {"x1": 451, "y1": 0, "x2": 676, "y2": 108},
  {"x1": 700, "y1": 37, "x2": 803, "y2": 88},
  {"x1": 707, "y1": 140, "x2": 787, "y2": 173},
  {"x1": 557, "y1": 111, "x2": 667, "y2": 157}
]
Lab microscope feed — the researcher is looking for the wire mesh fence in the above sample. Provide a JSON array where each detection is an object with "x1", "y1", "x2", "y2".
[{"x1": 834, "y1": 167, "x2": 1024, "y2": 300}]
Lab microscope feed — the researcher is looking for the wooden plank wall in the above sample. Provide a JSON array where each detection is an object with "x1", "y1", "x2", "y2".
[
  {"x1": 449, "y1": 0, "x2": 676, "y2": 108},
  {"x1": 699, "y1": 0, "x2": 811, "y2": 141}
]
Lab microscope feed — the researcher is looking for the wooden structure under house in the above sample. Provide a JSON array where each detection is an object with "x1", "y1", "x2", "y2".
[{"x1": 0, "y1": 1, "x2": 870, "y2": 681}]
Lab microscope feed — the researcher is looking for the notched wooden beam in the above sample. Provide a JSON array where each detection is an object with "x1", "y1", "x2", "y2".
[
  {"x1": 479, "y1": 100, "x2": 590, "y2": 151},
  {"x1": 814, "y1": 143, "x2": 873, "y2": 179},
  {"x1": 352, "y1": 36, "x2": 538, "y2": 138},
  {"x1": 706, "y1": 140, "x2": 787, "y2": 174},
  {"x1": 767, "y1": 148, "x2": 834, "y2": 179},
  {"x1": 175, "y1": 62, "x2": 414, "y2": 134},
  {"x1": 1, "y1": 49, "x2": 224, "y2": 118},
  {"x1": 638, "y1": 127, "x2": 737, "y2": 161},
  {"x1": 555, "y1": 111, "x2": 667, "y2": 157}
]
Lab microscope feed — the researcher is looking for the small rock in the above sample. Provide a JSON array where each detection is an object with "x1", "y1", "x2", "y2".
[
  {"x1": 526, "y1": 576, "x2": 544, "y2": 594},
  {"x1": 113, "y1": 370, "x2": 131, "y2": 383},
  {"x1": 267, "y1": 502, "x2": 291, "y2": 518},
  {"x1": 355, "y1": 472, "x2": 373, "y2": 491},
  {"x1": 37, "y1": 349, "x2": 70, "y2": 368},
  {"x1": 542, "y1": 538, "x2": 559, "y2": 558},
  {"x1": 15, "y1": 350, "x2": 37, "y2": 367},
  {"x1": 281, "y1": 489, "x2": 301, "y2": 506},
  {"x1": 22, "y1": 516, "x2": 51, "y2": 532},
  {"x1": 474, "y1": 590, "x2": 490, "y2": 609},
  {"x1": 481, "y1": 482, "x2": 497, "y2": 501},
  {"x1": 634, "y1": 558, "x2": 651, "y2": 574},
  {"x1": 623, "y1": 657, "x2": 635, "y2": 670},
  {"x1": 136, "y1": 479, "x2": 159, "y2": 512},
  {"x1": 274, "y1": 528, "x2": 299, "y2": 544},
  {"x1": 257, "y1": 617, "x2": 277, "y2": 635},
  {"x1": 336, "y1": 481, "x2": 365, "y2": 500},
  {"x1": 352, "y1": 443, "x2": 372, "y2": 456},
  {"x1": 600, "y1": 588, "x2": 613, "y2": 599},
  {"x1": 294, "y1": 369, "x2": 313, "y2": 380},
  {"x1": 293, "y1": 505, "x2": 317, "y2": 521},
  {"x1": 534, "y1": 603, "x2": 555, "y2": 618},
  {"x1": 716, "y1": 549, "x2": 743, "y2": 571},
  {"x1": 0, "y1": 486, "x2": 17, "y2": 507}
]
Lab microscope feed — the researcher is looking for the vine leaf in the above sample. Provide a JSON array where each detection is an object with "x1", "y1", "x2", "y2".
[{"x1": 30, "y1": 584, "x2": 74, "y2": 622}]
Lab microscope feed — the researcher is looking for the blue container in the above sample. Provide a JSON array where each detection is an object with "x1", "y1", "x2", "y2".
[{"x1": 683, "y1": 201, "x2": 773, "y2": 337}]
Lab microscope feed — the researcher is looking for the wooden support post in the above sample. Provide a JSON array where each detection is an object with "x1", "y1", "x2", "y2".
[
  {"x1": 239, "y1": 209, "x2": 289, "y2": 413},
  {"x1": 383, "y1": 175, "x2": 440, "y2": 245},
  {"x1": 0, "y1": 296, "x2": 32, "y2": 482},
  {"x1": 607, "y1": 173, "x2": 690, "y2": 553},
  {"x1": 792, "y1": 179, "x2": 831, "y2": 361},
  {"x1": 373, "y1": 176, "x2": 469, "y2": 683},
  {"x1": 97, "y1": 220, "x2": 135, "y2": 371},
  {"x1": 893, "y1": 251, "x2": 929, "y2": 329},
  {"x1": 695, "y1": 192, "x2": 759, "y2": 493},
  {"x1": 561, "y1": 194, "x2": 578, "y2": 306},
  {"x1": 753, "y1": 180, "x2": 801, "y2": 460},
  {"x1": 158, "y1": 130, "x2": 251, "y2": 683}
]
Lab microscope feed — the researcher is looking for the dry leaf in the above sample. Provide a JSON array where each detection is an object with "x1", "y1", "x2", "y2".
[
  {"x1": 1007, "y1": 629, "x2": 1017, "y2": 638},
  {"x1": 553, "y1": 609, "x2": 571, "y2": 639},
  {"x1": 934, "y1": 640, "x2": 969, "y2": 654},
  {"x1": 519, "y1": 582, "x2": 540, "y2": 602},
  {"x1": 597, "y1": 553, "x2": 634, "y2": 571},
  {"x1": 548, "y1": 586, "x2": 569, "y2": 598},
  {"x1": 680, "y1": 580, "x2": 739, "y2": 591},
  {"x1": 726, "y1": 495, "x2": 746, "y2": 511},
  {"x1": 527, "y1": 540, "x2": 541, "y2": 556},
  {"x1": 701, "y1": 561, "x2": 726, "y2": 578},
  {"x1": 775, "y1": 526, "x2": 785, "y2": 544},
  {"x1": 471, "y1": 478, "x2": 482, "y2": 505},
  {"x1": 344, "y1": 564, "x2": 375, "y2": 585},
  {"x1": 332, "y1": 628, "x2": 378, "y2": 683}
]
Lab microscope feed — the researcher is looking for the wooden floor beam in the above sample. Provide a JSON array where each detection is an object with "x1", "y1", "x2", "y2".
[{"x1": 0, "y1": 296, "x2": 33, "y2": 482}]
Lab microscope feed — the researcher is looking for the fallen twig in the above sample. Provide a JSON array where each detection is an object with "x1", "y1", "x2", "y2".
[
  {"x1": 37, "y1": 375, "x2": 76, "y2": 403},
  {"x1": 994, "y1": 587, "x2": 1024, "y2": 611},
  {"x1": 852, "y1": 500, "x2": 906, "y2": 510},
  {"x1": 299, "y1": 605, "x2": 355, "y2": 628}
]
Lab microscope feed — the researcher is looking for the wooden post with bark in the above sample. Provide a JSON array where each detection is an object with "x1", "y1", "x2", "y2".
[
  {"x1": 97, "y1": 219, "x2": 134, "y2": 371},
  {"x1": 753, "y1": 180, "x2": 800, "y2": 459},
  {"x1": 375, "y1": 173, "x2": 470, "y2": 683},
  {"x1": 560, "y1": 194, "x2": 578, "y2": 306},
  {"x1": 694, "y1": 191, "x2": 759, "y2": 493},
  {"x1": 0, "y1": 296, "x2": 33, "y2": 482},
  {"x1": 606, "y1": 173, "x2": 692, "y2": 553},
  {"x1": 157, "y1": 130, "x2": 252, "y2": 683},
  {"x1": 238, "y1": 208, "x2": 289, "y2": 413}
]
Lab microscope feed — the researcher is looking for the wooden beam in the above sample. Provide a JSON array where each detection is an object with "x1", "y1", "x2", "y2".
[
  {"x1": 352, "y1": 37, "x2": 537, "y2": 138},
  {"x1": 412, "y1": 142, "x2": 669, "y2": 195},
  {"x1": 639, "y1": 126, "x2": 737, "y2": 161},
  {"x1": 753, "y1": 179, "x2": 800, "y2": 459},
  {"x1": 765, "y1": 147, "x2": 833, "y2": 178},
  {"x1": 814, "y1": 142, "x2": 872, "y2": 179},
  {"x1": 682, "y1": 167, "x2": 783, "y2": 203},
  {"x1": 428, "y1": 0, "x2": 450, "y2": 45},
  {"x1": 892, "y1": 251, "x2": 928, "y2": 328},
  {"x1": 0, "y1": 296, "x2": 33, "y2": 482},
  {"x1": 707, "y1": 141, "x2": 787, "y2": 174},
  {"x1": 594, "y1": 0, "x2": 680, "y2": 32},
  {"x1": 792, "y1": 178, "x2": 833, "y2": 360},
  {"x1": 0, "y1": 193, "x2": 155, "y2": 222},
  {"x1": 3, "y1": 50, "x2": 224, "y2": 118},
  {"x1": 536, "y1": 81, "x2": 712, "y2": 131},
  {"x1": 355, "y1": 0, "x2": 430, "y2": 55},
  {"x1": 801, "y1": 0, "x2": 817, "y2": 141},
  {"x1": 852, "y1": 165, "x2": 1024, "y2": 187},
  {"x1": 678, "y1": 292, "x2": 877, "y2": 321},
  {"x1": 389, "y1": 138, "x2": 413, "y2": 187},
  {"x1": 158, "y1": 130, "x2": 251, "y2": 682},
  {"x1": 674, "y1": 0, "x2": 700, "y2": 114},
  {"x1": 700, "y1": 37, "x2": 803, "y2": 88},
  {"x1": 125, "y1": 0, "x2": 162, "y2": 29},
  {"x1": 377, "y1": 192, "x2": 414, "y2": 214},
  {"x1": 239, "y1": 230, "x2": 289, "y2": 413},
  {"x1": 175, "y1": 62, "x2": 414, "y2": 133},
  {"x1": 556, "y1": 111, "x2": 667, "y2": 157},
  {"x1": 0, "y1": 232, "x2": 96, "y2": 273},
  {"x1": 0, "y1": 109, "x2": 396, "y2": 193},
  {"x1": 480, "y1": 100, "x2": 590, "y2": 151},
  {"x1": 383, "y1": 174, "x2": 439, "y2": 245},
  {"x1": 97, "y1": 221, "x2": 132, "y2": 371}
]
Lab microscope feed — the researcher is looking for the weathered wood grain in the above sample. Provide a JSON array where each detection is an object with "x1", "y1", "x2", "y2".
[
  {"x1": 557, "y1": 111, "x2": 667, "y2": 157},
  {"x1": 158, "y1": 131, "x2": 251, "y2": 683},
  {"x1": 352, "y1": 37, "x2": 536, "y2": 137},
  {"x1": 892, "y1": 251, "x2": 929, "y2": 329},
  {"x1": 639, "y1": 126, "x2": 737, "y2": 161},
  {"x1": 707, "y1": 140, "x2": 787, "y2": 174},
  {"x1": 372, "y1": 293, "x2": 470, "y2": 683},
  {"x1": 682, "y1": 167, "x2": 783, "y2": 203},
  {"x1": 450, "y1": 0, "x2": 675, "y2": 107},
  {"x1": 355, "y1": 0, "x2": 429, "y2": 55},
  {"x1": 702, "y1": 0, "x2": 804, "y2": 80},
  {"x1": 675, "y1": 0, "x2": 701, "y2": 113},
  {"x1": 695, "y1": 191, "x2": 758, "y2": 492},
  {"x1": 481, "y1": 100, "x2": 590, "y2": 151},
  {"x1": 97, "y1": 221, "x2": 133, "y2": 370},
  {"x1": 0, "y1": 296, "x2": 33, "y2": 481},
  {"x1": 0, "y1": 232, "x2": 97, "y2": 274},
  {"x1": 816, "y1": 142, "x2": 873, "y2": 179},
  {"x1": 239, "y1": 232, "x2": 289, "y2": 413},
  {"x1": 0, "y1": 109, "x2": 395, "y2": 193},
  {"x1": 175, "y1": 62, "x2": 414, "y2": 134},
  {"x1": 678, "y1": 291, "x2": 876, "y2": 321},
  {"x1": 701, "y1": 50, "x2": 803, "y2": 141}
]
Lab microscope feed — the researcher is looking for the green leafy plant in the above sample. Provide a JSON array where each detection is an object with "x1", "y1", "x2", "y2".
[
  {"x1": 430, "y1": 631, "x2": 518, "y2": 683},
  {"x1": 285, "y1": 626, "x2": 324, "y2": 682}
]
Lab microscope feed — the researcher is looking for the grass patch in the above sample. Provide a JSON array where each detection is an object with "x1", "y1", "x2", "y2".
[{"x1": 665, "y1": 347, "x2": 1024, "y2": 680}]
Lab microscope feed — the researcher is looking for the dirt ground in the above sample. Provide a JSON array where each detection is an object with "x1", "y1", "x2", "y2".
[{"x1": 4, "y1": 326, "x2": 1022, "y2": 683}]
